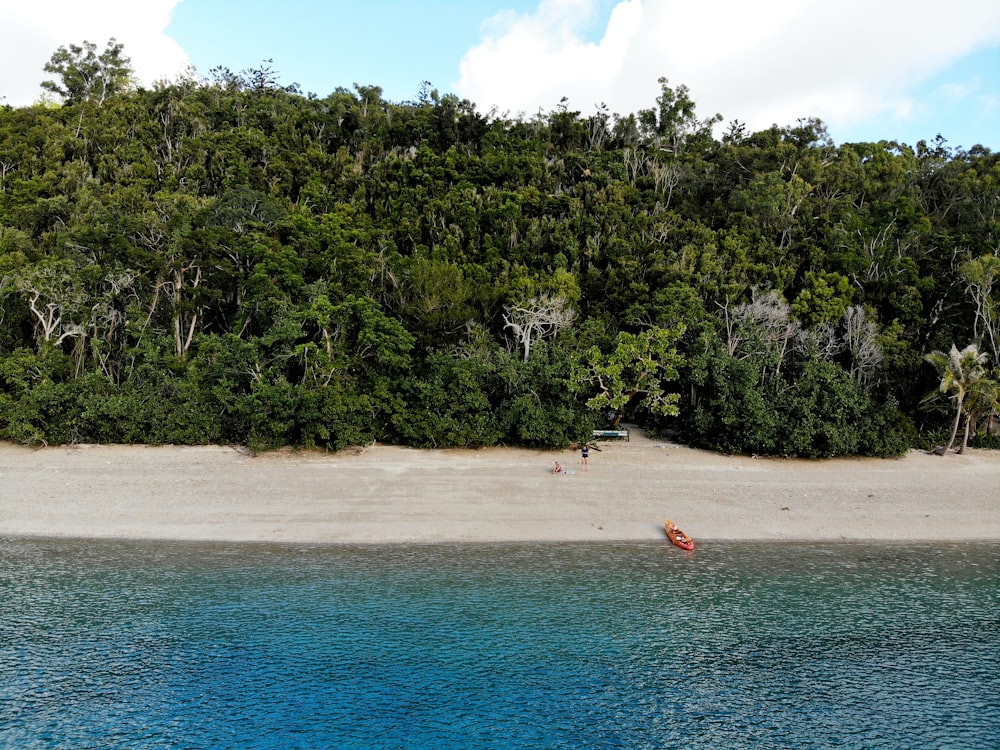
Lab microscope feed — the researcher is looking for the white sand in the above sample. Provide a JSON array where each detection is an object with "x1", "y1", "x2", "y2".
[{"x1": 2, "y1": 430, "x2": 999, "y2": 544}]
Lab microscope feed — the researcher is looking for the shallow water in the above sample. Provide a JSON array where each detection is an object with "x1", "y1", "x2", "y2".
[{"x1": 2, "y1": 539, "x2": 998, "y2": 749}]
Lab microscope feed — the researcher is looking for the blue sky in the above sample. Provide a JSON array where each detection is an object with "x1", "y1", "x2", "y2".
[
  {"x1": 166, "y1": 0, "x2": 559, "y2": 103},
  {"x1": 2, "y1": 0, "x2": 999, "y2": 151}
]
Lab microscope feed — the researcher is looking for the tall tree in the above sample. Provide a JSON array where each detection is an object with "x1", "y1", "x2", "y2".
[
  {"x1": 960, "y1": 254, "x2": 1000, "y2": 365},
  {"x1": 958, "y1": 374, "x2": 1000, "y2": 453},
  {"x1": 41, "y1": 39, "x2": 133, "y2": 105},
  {"x1": 923, "y1": 343, "x2": 991, "y2": 453}
]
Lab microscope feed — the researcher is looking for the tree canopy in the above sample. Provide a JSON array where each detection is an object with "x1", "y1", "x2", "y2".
[{"x1": 1, "y1": 41, "x2": 998, "y2": 455}]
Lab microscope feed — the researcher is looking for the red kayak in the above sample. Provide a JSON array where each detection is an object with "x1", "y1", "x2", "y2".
[{"x1": 664, "y1": 520, "x2": 695, "y2": 550}]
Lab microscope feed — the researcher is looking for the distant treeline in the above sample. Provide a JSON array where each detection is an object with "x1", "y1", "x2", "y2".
[{"x1": 1, "y1": 41, "x2": 998, "y2": 455}]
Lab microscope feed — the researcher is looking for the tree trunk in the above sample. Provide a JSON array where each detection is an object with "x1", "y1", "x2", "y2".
[
  {"x1": 958, "y1": 413, "x2": 975, "y2": 454},
  {"x1": 944, "y1": 395, "x2": 964, "y2": 452}
]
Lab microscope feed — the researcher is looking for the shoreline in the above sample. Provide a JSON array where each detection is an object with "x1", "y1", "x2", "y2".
[{"x1": 3, "y1": 433, "x2": 1000, "y2": 545}]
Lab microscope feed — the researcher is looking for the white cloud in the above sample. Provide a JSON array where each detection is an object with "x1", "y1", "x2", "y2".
[
  {"x1": 0, "y1": 0, "x2": 190, "y2": 106},
  {"x1": 455, "y1": 0, "x2": 1000, "y2": 135}
]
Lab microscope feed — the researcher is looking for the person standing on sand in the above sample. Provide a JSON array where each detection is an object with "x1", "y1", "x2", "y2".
[{"x1": 580, "y1": 444, "x2": 589, "y2": 471}]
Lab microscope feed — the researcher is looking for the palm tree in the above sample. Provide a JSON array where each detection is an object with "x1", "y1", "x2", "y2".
[
  {"x1": 923, "y1": 344, "x2": 991, "y2": 453},
  {"x1": 959, "y1": 374, "x2": 1000, "y2": 453}
]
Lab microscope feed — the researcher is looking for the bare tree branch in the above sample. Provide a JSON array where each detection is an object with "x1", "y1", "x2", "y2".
[{"x1": 503, "y1": 293, "x2": 575, "y2": 362}]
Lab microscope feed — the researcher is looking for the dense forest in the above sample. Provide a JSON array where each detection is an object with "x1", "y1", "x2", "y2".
[{"x1": 1, "y1": 40, "x2": 998, "y2": 456}]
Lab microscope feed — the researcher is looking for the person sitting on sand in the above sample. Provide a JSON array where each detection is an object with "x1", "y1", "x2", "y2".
[{"x1": 553, "y1": 462, "x2": 563, "y2": 474}]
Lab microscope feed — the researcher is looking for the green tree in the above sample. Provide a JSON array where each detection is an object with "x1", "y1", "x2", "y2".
[
  {"x1": 638, "y1": 77, "x2": 721, "y2": 155},
  {"x1": 923, "y1": 343, "x2": 991, "y2": 453},
  {"x1": 41, "y1": 39, "x2": 133, "y2": 105},
  {"x1": 791, "y1": 270, "x2": 854, "y2": 326},
  {"x1": 960, "y1": 254, "x2": 1000, "y2": 365},
  {"x1": 686, "y1": 341, "x2": 779, "y2": 455},
  {"x1": 497, "y1": 342, "x2": 592, "y2": 447},
  {"x1": 685, "y1": 328, "x2": 908, "y2": 457},
  {"x1": 571, "y1": 325, "x2": 686, "y2": 428},
  {"x1": 959, "y1": 374, "x2": 1000, "y2": 452},
  {"x1": 390, "y1": 351, "x2": 501, "y2": 447},
  {"x1": 0, "y1": 58, "x2": 996, "y2": 455}
]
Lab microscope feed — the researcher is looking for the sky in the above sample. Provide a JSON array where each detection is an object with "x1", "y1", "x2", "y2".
[{"x1": 1, "y1": 0, "x2": 999, "y2": 151}]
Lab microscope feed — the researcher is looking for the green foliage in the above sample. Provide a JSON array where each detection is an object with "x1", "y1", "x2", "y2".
[
  {"x1": 777, "y1": 357, "x2": 906, "y2": 458},
  {"x1": 960, "y1": 254, "x2": 1000, "y2": 364},
  {"x1": 923, "y1": 343, "x2": 998, "y2": 453},
  {"x1": 791, "y1": 270, "x2": 854, "y2": 326},
  {"x1": 498, "y1": 343, "x2": 594, "y2": 447},
  {"x1": 41, "y1": 38, "x2": 133, "y2": 105},
  {"x1": 571, "y1": 325, "x2": 686, "y2": 427},
  {"x1": 0, "y1": 41, "x2": 994, "y2": 455},
  {"x1": 390, "y1": 352, "x2": 501, "y2": 447},
  {"x1": 685, "y1": 336, "x2": 911, "y2": 457},
  {"x1": 688, "y1": 348, "x2": 779, "y2": 454}
]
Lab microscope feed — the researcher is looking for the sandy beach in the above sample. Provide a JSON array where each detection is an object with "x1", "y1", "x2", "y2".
[{"x1": 2, "y1": 429, "x2": 999, "y2": 544}]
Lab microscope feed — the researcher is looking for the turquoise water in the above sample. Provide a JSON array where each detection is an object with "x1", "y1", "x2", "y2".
[{"x1": 2, "y1": 539, "x2": 998, "y2": 749}]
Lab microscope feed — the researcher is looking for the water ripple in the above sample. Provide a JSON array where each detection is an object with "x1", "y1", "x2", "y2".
[{"x1": 1, "y1": 539, "x2": 998, "y2": 749}]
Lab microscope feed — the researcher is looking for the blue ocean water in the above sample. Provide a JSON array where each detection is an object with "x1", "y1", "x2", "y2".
[{"x1": 1, "y1": 539, "x2": 998, "y2": 749}]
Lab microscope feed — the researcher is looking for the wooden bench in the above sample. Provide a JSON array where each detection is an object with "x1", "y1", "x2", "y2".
[{"x1": 592, "y1": 429, "x2": 630, "y2": 442}]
